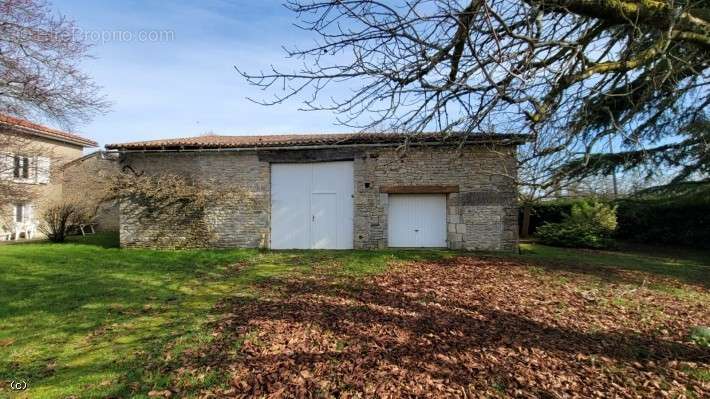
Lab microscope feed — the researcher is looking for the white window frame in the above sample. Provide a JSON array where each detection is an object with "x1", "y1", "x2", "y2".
[{"x1": 15, "y1": 203, "x2": 24, "y2": 223}]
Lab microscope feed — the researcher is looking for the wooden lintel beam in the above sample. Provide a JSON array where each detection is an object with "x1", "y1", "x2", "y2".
[{"x1": 379, "y1": 185, "x2": 460, "y2": 194}]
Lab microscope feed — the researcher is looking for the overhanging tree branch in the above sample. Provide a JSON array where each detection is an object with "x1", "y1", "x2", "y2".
[{"x1": 238, "y1": 0, "x2": 710, "y2": 197}]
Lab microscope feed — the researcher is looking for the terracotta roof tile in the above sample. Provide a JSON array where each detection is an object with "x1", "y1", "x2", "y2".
[
  {"x1": 106, "y1": 132, "x2": 526, "y2": 150},
  {"x1": 0, "y1": 113, "x2": 98, "y2": 147}
]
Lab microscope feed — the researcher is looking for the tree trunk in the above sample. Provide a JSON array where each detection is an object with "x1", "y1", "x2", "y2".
[{"x1": 521, "y1": 205, "x2": 532, "y2": 239}]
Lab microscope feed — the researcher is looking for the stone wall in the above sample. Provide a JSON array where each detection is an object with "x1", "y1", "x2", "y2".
[
  {"x1": 119, "y1": 151, "x2": 270, "y2": 248},
  {"x1": 118, "y1": 144, "x2": 518, "y2": 251},
  {"x1": 353, "y1": 145, "x2": 518, "y2": 251}
]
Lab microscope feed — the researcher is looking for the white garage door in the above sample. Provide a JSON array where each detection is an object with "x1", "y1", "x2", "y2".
[
  {"x1": 271, "y1": 161, "x2": 353, "y2": 249},
  {"x1": 388, "y1": 194, "x2": 447, "y2": 247}
]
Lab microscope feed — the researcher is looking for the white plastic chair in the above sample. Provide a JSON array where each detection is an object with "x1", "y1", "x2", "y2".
[{"x1": 10, "y1": 221, "x2": 35, "y2": 240}]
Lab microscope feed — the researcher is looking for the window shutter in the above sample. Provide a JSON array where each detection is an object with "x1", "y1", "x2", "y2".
[
  {"x1": 22, "y1": 157, "x2": 30, "y2": 179},
  {"x1": 36, "y1": 157, "x2": 51, "y2": 184},
  {"x1": 0, "y1": 153, "x2": 13, "y2": 179},
  {"x1": 13, "y1": 155, "x2": 20, "y2": 178},
  {"x1": 25, "y1": 204, "x2": 33, "y2": 223}
]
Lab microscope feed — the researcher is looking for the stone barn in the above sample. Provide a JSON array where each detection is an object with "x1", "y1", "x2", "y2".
[{"x1": 106, "y1": 133, "x2": 524, "y2": 251}]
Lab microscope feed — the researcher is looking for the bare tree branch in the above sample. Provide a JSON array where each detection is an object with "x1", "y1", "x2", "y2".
[{"x1": 0, "y1": 0, "x2": 109, "y2": 127}]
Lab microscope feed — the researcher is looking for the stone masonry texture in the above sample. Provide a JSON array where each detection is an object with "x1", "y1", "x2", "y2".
[{"x1": 119, "y1": 144, "x2": 518, "y2": 251}]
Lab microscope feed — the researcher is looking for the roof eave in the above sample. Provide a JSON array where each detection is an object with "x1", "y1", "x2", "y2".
[
  {"x1": 105, "y1": 136, "x2": 528, "y2": 152},
  {"x1": 2, "y1": 123, "x2": 98, "y2": 147}
]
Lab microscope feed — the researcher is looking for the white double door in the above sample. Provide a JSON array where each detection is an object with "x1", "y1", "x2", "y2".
[
  {"x1": 271, "y1": 161, "x2": 354, "y2": 249},
  {"x1": 388, "y1": 194, "x2": 447, "y2": 247}
]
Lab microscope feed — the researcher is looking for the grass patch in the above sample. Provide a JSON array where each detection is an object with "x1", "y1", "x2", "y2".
[
  {"x1": 518, "y1": 243, "x2": 710, "y2": 288},
  {"x1": 1, "y1": 235, "x2": 706, "y2": 398},
  {"x1": 684, "y1": 367, "x2": 710, "y2": 382},
  {"x1": 0, "y1": 233, "x2": 450, "y2": 398}
]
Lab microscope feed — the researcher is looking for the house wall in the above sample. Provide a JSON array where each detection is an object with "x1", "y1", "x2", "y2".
[
  {"x1": 61, "y1": 153, "x2": 121, "y2": 232},
  {"x1": 118, "y1": 145, "x2": 518, "y2": 251},
  {"x1": 0, "y1": 129, "x2": 85, "y2": 239}
]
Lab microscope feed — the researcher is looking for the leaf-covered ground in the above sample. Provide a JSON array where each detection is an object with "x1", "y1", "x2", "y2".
[
  {"x1": 0, "y1": 234, "x2": 449, "y2": 398},
  {"x1": 2, "y1": 235, "x2": 707, "y2": 398},
  {"x1": 181, "y1": 256, "x2": 709, "y2": 398}
]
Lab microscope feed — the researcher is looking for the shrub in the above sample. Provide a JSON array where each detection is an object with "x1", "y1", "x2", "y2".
[
  {"x1": 536, "y1": 200, "x2": 617, "y2": 249},
  {"x1": 521, "y1": 193, "x2": 709, "y2": 248},
  {"x1": 39, "y1": 202, "x2": 89, "y2": 243},
  {"x1": 615, "y1": 198, "x2": 709, "y2": 247},
  {"x1": 521, "y1": 182, "x2": 710, "y2": 249},
  {"x1": 518, "y1": 199, "x2": 577, "y2": 236},
  {"x1": 567, "y1": 199, "x2": 617, "y2": 233}
]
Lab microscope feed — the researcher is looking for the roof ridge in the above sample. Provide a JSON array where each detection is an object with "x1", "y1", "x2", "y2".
[{"x1": 106, "y1": 132, "x2": 528, "y2": 150}]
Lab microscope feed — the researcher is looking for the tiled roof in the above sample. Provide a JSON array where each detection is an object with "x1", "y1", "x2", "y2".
[
  {"x1": 0, "y1": 113, "x2": 98, "y2": 147},
  {"x1": 106, "y1": 132, "x2": 526, "y2": 150}
]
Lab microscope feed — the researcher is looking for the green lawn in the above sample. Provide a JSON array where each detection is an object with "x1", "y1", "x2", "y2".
[
  {"x1": 517, "y1": 242, "x2": 709, "y2": 288},
  {"x1": 0, "y1": 235, "x2": 707, "y2": 398},
  {"x1": 0, "y1": 234, "x2": 451, "y2": 398}
]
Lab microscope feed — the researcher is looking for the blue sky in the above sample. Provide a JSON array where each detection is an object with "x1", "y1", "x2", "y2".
[{"x1": 51, "y1": 0, "x2": 355, "y2": 148}]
